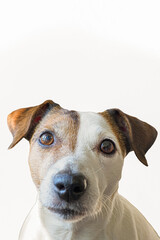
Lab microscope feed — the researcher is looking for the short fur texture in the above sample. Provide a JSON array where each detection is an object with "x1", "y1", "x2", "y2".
[{"x1": 8, "y1": 100, "x2": 159, "y2": 240}]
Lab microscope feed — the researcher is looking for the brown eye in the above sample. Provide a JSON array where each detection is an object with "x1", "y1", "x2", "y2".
[
  {"x1": 39, "y1": 132, "x2": 54, "y2": 146},
  {"x1": 100, "y1": 139, "x2": 115, "y2": 154}
]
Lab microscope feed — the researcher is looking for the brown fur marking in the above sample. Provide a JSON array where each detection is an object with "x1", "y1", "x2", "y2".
[
  {"x1": 29, "y1": 108, "x2": 80, "y2": 187},
  {"x1": 99, "y1": 111, "x2": 126, "y2": 156},
  {"x1": 100, "y1": 109, "x2": 157, "y2": 166}
]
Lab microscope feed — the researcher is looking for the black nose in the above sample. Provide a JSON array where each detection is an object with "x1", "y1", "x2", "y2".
[{"x1": 53, "y1": 173, "x2": 88, "y2": 202}]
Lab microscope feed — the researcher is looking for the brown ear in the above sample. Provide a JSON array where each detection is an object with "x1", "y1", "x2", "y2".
[
  {"x1": 7, "y1": 100, "x2": 59, "y2": 149},
  {"x1": 107, "y1": 109, "x2": 158, "y2": 166}
]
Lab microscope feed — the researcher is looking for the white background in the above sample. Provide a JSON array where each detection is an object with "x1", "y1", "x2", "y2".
[{"x1": 0, "y1": 0, "x2": 160, "y2": 239}]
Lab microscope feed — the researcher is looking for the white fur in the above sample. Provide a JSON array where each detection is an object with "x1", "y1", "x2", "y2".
[{"x1": 19, "y1": 112, "x2": 160, "y2": 240}]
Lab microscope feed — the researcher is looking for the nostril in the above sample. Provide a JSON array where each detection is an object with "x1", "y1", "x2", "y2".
[
  {"x1": 53, "y1": 175, "x2": 69, "y2": 193},
  {"x1": 72, "y1": 182, "x2": 86, "y2": 195},
  {"x1": 73, "y1": 186, "x2": 82, "y2": 193},
  {"x1": 71, "y1": 176, "x2": 88, "y2": 199},
  {"x1": 56, "y1": 183, "x2": 65, "y2": 191}
]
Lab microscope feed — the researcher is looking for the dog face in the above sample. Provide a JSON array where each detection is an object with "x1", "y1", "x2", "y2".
[
  {"x1": 8, "y1": 100, "x2": 157, "y2": 222},
  {"x1": 30, "y1": 109, "x2": 124, "y2": 221}
]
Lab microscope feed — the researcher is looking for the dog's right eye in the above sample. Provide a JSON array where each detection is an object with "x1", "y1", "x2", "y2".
[
  {"x1": 100, "y1": 139, "x2": 115, "y2": 155},
  {"x1": 39, "y1": 132, "x2": 54, "y2": 146}
]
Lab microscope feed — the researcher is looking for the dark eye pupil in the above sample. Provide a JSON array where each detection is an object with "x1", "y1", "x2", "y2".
[
  {"x1": 102, "y1": 141, "x2": 111, "y2": 150},
  {"x1": 42, "y1": 134, "x2": 51, "y2": 142},
  {"x1": 100, "y1": 139, "x2": 115, "y2": 154}
]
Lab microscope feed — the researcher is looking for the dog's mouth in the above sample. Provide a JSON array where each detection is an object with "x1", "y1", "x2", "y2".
[{"x1": 48, "y1": 207, "x2": 86, "y2": 220}]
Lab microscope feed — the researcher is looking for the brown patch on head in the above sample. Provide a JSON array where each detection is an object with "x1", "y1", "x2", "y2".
[
  {"x1": 100, "y1": 111, "x2": 127, "y2": 156},
  {"x1": 7, "y1": 100, "x2": 59, "y2": 148},
  {"x1": 28, "y1": 108, "x2": 80, "y2": 187},
  {"x1": 100, "y1": 109, "x2": 157, "y2": 166},
  {"x1": 7, "y1": 100, "x2": 80, "y2": 187}
]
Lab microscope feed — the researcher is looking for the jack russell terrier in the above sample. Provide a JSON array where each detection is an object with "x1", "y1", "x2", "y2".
[{"x1": 8, "y1": 100, "x2": 160, "y2": 240}]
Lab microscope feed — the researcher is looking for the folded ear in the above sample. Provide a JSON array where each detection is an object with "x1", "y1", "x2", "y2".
[
  {"x1": 107, "y1": 109, "x2": 158, "y2": 166},
  {"x1": 7, "y1": 100, "x2": 59, "y2": 149}
]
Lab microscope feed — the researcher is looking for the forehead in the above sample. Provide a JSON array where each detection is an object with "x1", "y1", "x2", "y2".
[
  {"x1": 37, "y1": 108, "x2": 79, "y2": 130},
  {"x1": 78, "y1": 112, "x2": 116, "y2": 139},
  {"x1": 39, "y1": 108, "x2": 111, "y2": 130},
  {"x1": 36, "y1": 108, "x2": 119, "y2": 146}
]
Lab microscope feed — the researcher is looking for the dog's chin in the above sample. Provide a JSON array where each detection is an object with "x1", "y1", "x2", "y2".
[{"x1": 48, "y1": 207, "x2": 86, "y2": 222}]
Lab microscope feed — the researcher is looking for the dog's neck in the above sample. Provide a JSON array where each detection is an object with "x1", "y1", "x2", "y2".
[{"x1": 39, "y1": 191, "x2": 118, "y2": 240}]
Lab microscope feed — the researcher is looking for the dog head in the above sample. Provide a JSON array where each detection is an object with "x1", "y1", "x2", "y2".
[{"x1": 8, "y1": 100, "x2": 157, "y2": 222}]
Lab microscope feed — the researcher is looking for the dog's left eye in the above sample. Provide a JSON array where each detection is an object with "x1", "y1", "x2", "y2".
[
  {"x1": 39, "y1": 132, "x2": 54, "y2": 146},
  {"x1": 100, "y1": 139, "x2": 115, "y2": 154}
]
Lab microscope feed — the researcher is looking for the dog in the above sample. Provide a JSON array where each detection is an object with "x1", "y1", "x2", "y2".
[{"x1": 8, "y1": 100, "x2": 160, "y2": 240}]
